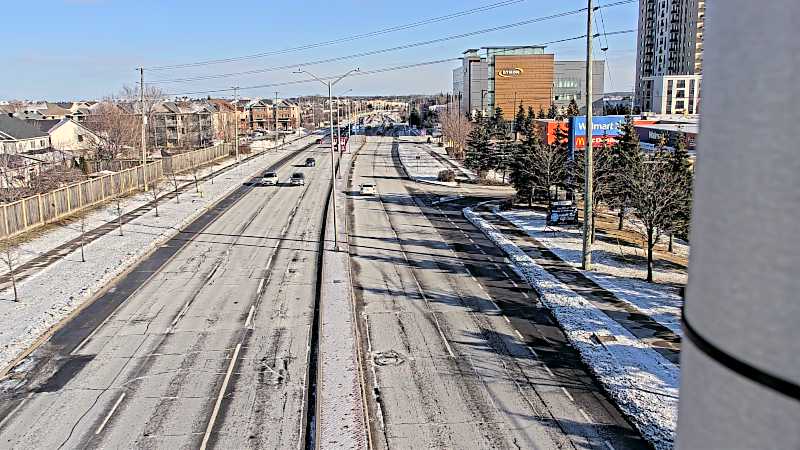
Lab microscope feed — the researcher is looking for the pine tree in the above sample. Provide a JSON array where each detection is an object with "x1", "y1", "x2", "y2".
[
  {"x1": 513, "y1": 103, "x2": 526, "y2": 140},
  {"x1": 547, "y1": 102, "x2": 559, "y2": 119},
  {"x1": 537, "y1": 106, "x2": 546, "y2": 119},
  {"x1": 566, "y1": 98, "x2": 580, "y2": 117},
  {"x1": 465, "y1": 115, "x2": 493, "y2": 179},
  {"x1": 610, "y1": 116, "x2": 641, "y2": 230}
]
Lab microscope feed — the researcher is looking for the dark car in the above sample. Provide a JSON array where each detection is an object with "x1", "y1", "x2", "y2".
[
  {"x1": 290, "y1": 172, "x2": 306, "y2": 186},
  {"x1": 305, "y1": 157, "x2": 316, "y2": 167}
]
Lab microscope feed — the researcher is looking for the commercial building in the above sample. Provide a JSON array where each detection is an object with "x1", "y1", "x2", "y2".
[
  {"x1": 452, "y1": 47, "x2": 604, "y2": 117},
  {"x1": 641, "y1": 74, "x2": 701, "y2": 115},
  {"x1": 635, "y1": 122, "x2": 698, "y2": 151},
  {"x1": 635, "y1": 0, "x2": 705, "y2": 112}
]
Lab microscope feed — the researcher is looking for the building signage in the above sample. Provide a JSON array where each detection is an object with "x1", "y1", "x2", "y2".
[
  {"x1": 568, "y1": 115, "x2": 627, "y2": 150},
  {"x1": 497, "y1": 67, "x2": 523, "y2": 78},
  {"x1": 547, "y1": 203, "x2": 578, "y2": 225}
]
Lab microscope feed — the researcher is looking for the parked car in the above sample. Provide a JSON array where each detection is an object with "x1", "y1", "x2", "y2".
[
  {"x1": 290, "y1": 172, "x2": 306, "y2": 186},
  {"x1": 261, "y1": 171, "x2": 278, "y2": 186},
  {"x1": 360, "y1": 183, "x2": 376, "y2": 195},
  {"x1": 305, "y1": 157, "x2": 316, "y2": 167}
]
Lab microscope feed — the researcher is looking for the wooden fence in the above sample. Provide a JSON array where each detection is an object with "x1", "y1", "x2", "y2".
[{"x1": 0, "y1": 143, "x2": 233, "y2": 239}]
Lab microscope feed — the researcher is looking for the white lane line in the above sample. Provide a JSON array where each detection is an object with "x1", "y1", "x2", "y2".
[
  {"x1": 244, "y1": 305, "x2": 255, "y2": 329},
  {"x1": 256, "y1": 278, "x2": 265, "y2": 293},
  {"x1": 200, "y1": 343, "x2": 242, "y2": 450},
  {"x1": 509, "y1": 279, "x2": 519, "y2": 287},
  {"x1": 521, "y1": 292, "x2": 530, "y2": 298},
  {"x1": 578, "y1": 408, "x2": 592, "y2": 423},
  {"x1": 0, "y1": 394, "x2": 31, "y2": 429},
  {"x1": 514, "y1": 330, "x2": 524, "y2": 340},
  {"x1": 561, "y1": 387, "x2": 575, "y2": 402},
  {"x1": 504, "y1": 316, "x2": 511, "y2": 324},
  {"x1": 95, "y1": 392, "x2": 126, "y2": 435},
  {"x1": 543, "y1": 365, "x2": 555, "y2": 378},
  {"x1": 604, "y1": 440, "x2": 617, "y2": 450},
  {"x1": 478, "y1": 248, "x2": 486, "y2": 255}
]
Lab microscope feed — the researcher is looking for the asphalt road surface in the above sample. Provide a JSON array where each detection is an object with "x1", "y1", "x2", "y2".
[
  {"x1": 0, "y1": 145, "x2": 330, "y2": 449},
  {"x1": 347, "y1": 137, "x2": 647, "y2": 450}
]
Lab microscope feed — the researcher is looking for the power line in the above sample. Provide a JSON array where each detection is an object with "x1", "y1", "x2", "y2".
[
  {"x1": 145, "y1": 0, "x2": 526, "y2": 71},
  {"x1": 161, "y1": 29, "x2": 636, "y2": 98},
  {"x1": 148, "y1": 0, "x2": 635, "y2": 86}
]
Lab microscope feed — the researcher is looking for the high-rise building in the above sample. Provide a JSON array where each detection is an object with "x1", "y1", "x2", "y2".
[{"x1": 635, "y1": 0, "x2": 705, "y2": 112}]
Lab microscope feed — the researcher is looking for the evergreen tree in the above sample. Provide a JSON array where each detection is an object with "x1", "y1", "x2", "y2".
[
  {"x1": 537, "y1": 106, "x2": 546, "y2": 119},
  {"x1": 666, "y1": 133, "x2": 693, "y2": 249},
  {"x1": 609, "y1": 116, "x2": 641, "y2": 230},
  {"x1": 547, "y1": 102, "x2": 559, "y2": 119},
  {"x1": 524, "y1": 106, "x2": 536, "y2": 136},
  {"x1": 465, "y1": 115, "x2": 493, "y2": 179},
  {"x1": 566, "y1": 98, "x2": 580, "y2": 117},
  {"x1": 513, "y1": 103, "x2": 526, "y2": 140},
  {"x1": 408, "y1": 108, "x2": 422, "y2": 127}
]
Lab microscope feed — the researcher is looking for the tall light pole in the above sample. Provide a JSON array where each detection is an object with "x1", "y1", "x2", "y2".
[
  {"x1": 581, "y1": 0, "x2": 595, "y2": 270},
  {"x1": 293, "y1": 68, "x2": 359, "y2": 251},
  {"x1": 139, "y1": 67, "x2": 148, "y2": 191},
  {"x1": 233, "y1": 86, "x2": 240, "y2": 163}
]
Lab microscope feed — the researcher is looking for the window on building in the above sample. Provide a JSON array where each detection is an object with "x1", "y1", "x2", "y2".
[
  {"x1": 77, "y1": 134, "x2": 84, "y2": 142},
  {"x1": 677, "y1": 80, "x2": 686, "y2": 88}
]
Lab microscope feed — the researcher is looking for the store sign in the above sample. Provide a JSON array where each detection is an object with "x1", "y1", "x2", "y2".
[
  {"x1": 497, "y1": 67, "x2": 523, "y2": 78},
  {"x1": 569, "y1": 115, "x2": 627, "y2": 150}
]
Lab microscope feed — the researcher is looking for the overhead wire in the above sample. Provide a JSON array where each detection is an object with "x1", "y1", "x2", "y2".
[
  {"x1": 145, "y1": 0, "x2": 526, "y2": 71},
  {"x1": 148, "y1": 0, "x2": 636, "y2": 86}
]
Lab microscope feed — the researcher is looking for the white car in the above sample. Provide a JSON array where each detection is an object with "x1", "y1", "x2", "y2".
[
  {"x1": 360, "y1": 183, "x2": 376, "y2": 195},
  {"x1": 261, "y1": 171, "x2": 278, "y2": 186}
]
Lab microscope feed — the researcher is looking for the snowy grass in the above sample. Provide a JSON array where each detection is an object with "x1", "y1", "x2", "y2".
[
  {"x1": 464, "y1": 207, "x2": 679, "y2": 450},
  {"x1": 396, "y1": 141, "x2": 457, "y2": 187},
  {"x1": 499, "y1": 208, "x2": 686, "y2": 336},
  {"x1": 0, "y1": 136, "x2": 316, "y2": 373}
]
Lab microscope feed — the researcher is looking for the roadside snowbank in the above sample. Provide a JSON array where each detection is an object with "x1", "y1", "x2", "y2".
[
  {"x1": 499, "y1": 209, "x2": 686, "y2": 336},
  {"x1": 396, "y1": 141, "x2": 457, "y2": 186},
  {"x1": 464, "y1": 207, "x2": 679, "y2": 450},
  {"x1": 0, "y1": 136, "x2": 316, "y2": 373}
]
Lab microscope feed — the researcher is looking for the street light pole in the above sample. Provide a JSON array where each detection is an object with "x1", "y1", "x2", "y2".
[
  {"x1": 581, "y1": 0, "x2": 594, "y2": 270},
  {"x1": 294, "y1": 68, "x2": 359, "y2": 252}
]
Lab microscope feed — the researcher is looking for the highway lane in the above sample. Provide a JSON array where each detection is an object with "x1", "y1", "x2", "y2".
[
  {"x1": 347, "y1": 137, "x2": 646, "y2": 449},
  {"x1": 0, "y1": 145, "x2": 331, "y2": 449}
]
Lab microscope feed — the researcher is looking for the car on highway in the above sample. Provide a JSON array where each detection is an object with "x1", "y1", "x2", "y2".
[
  {"x1": 359, "y1": 183, "x2": 376, "y2": 195},
  {"x1": 305, "y1": 157, "x2": 316, "y2": 167},
  {"x1": 261, "y1": 171, "x2": 278, "y2": 186},
  {"x1": 290, "y1": 172, "x2": 305, "y2": 186}
]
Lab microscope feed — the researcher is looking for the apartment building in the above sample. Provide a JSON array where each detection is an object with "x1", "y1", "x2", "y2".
[{"x1": 635, "y1": 0, "x2": 705, "y2": 112}]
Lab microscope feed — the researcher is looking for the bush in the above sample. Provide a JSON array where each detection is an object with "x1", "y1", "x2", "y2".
[{"x1": 437, "y1": 169, "x2": 456, "y2": 182}]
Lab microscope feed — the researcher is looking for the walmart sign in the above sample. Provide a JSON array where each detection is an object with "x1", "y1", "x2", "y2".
[{"x1": 569, "y1": 115, "x2": 627, "y2": 142}]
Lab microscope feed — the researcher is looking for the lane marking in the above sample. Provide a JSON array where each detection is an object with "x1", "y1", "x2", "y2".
[
  {"x1": 561, "y1": 387, "x2": 575, "y2": 402},
  {"x1": 509, "y1": 280, "x2": 519, "y2": 287},
  {"x1": 514, "y1": 330, "x2": 524, "y2": 340},
  {"x1": 244, "y1": 305, "x2": 255, "y2": 329},
  {"x1": 543, "y1": 365, "x2": 555, "y2": 378},
  {"x1": 200, "y1": 342, "x2": 242, "y2": 450},
  {"x1": 578, "y1": 408, "x2": 592, "y2": 423},
  {"x1": 0, "y1": 394, "x2": 31, "y2": 429},
  {"x1": 604, "y1": 440, "x2": 617, "y2": 450},
  {"x1": 256, "y1": 278, "x2": 264, "y2": 293},
  {"x1": 504, "y1": 316, "x2": 511, "y2": 324},
  {"x1": 95, "y1": 392, "x2": 125, "y2": 435},
  {"x1": 521, "y1": 292, "x2": 530, "y2": 298}
]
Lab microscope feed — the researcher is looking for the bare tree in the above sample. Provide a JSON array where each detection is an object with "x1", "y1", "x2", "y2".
[
  {"x1": 1, "y1": 239, "x2": 19, "y2": 302},
  {"x1": 149, "y1": 181, "x2": 164, "y2": 217},
  {"x1": 439, "y1": 108, "x2": 472, "y2": 160},
  {"x1": 83, "y1": 102, "x2": 139, "y2": 160},
  {"x1": 571, "y1": 137, "x2": 617, "y2": 242},
  {"x1": 167, "y1": 169, "x2": 180, "y2": 204},
  {"x1": 116, "y1": 198, "x2": 123, "y2": 236},
  {"x1": 623, "y1": 148, "x2": 692, "y2": 282}
]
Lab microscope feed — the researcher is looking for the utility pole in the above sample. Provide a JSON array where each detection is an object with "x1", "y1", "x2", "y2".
[
  {"x1": 233, "y1": 86, "x2": 239, "y2": 163},
  {"x1": 139, "y1": 67, "x2": 148, "y2": 191},
  {"x1": 294, "y1": 68, "x2": 358, "y2": 252},
  {"x1": 274, "y1": 91, "x2": 279, "y2": 139},
  {"x1": 581, "y1": 0, "x2": 594, "y2": 270},
  {"x1": 335, "y1": 97, "x2": 342, "y2": 154}
]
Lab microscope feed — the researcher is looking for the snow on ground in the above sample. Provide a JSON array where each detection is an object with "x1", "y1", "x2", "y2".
[
  {"x1": 427, "y1": 144, "x2": 479, "y2": 182},
  {"x1": 0, "y1": 136, "x2": 316, "y2": 372},
  {"x1": 396, "y1": 140, "x2": 457, "y2": 186},
  {"x1": 499, "y1": 208, "x2": 686, "y2": 336},
  {"x1": 464, "y1": 207, "x2": 679, "y2": 450}
]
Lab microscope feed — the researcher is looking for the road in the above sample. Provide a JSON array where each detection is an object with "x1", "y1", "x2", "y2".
[
  {"x1": 0, "y1": 144, "x2": 331, "y2": 449},
  {"x1": 347, "y1": 137, "x2": 647, "y2": 449}
]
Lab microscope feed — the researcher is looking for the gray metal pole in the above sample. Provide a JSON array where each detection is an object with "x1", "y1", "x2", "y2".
[
  {"x1": 678, "y1": 1, "x2": 800, "y2": 448},
  {"x1": 274, "y1": 91, "x2": 279, "y2": 138},
  {"x1": 140, "y1": 67, "x2": 148, "y2": 191},
  {"x1": 581, "y1": 0, "x2": 594, "y2": 270},
  {"x1": 327, "y1": 84, "x2": 339, "y2": 251},
  {"x1": 234, "y1": 87, "x2": 239, "y2": 163}
]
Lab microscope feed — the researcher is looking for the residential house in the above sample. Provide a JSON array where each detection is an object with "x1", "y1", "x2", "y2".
[
  {"x1": 207, "y1": 99, "x2": 236, "y2": 142},
  {"x1": 244, "y1": 98, "x2": 301, "y2": 132},
  {"x1": 28, "y1": 118, "x2": 101, "y2": 154},
  {"x1": 150, "y1": 101, "x2": 214, "y2": 150},
  {"x1": 0, "y1": 114, "x2": 51, "y2": 154}
]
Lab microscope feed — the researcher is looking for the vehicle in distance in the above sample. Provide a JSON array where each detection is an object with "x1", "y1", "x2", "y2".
[
  {"x1": 305, "y1": 157, "x2": 316, "y2": 167},
  {"x1": 360, "y1": 183, "x2": 376, "y2": 195},
  {"x1": 261, "y1": 171, "x2": 278, "y2": 186},
  {"x1": 290, "y1": 172, "x2": 305, "y2": 186}
]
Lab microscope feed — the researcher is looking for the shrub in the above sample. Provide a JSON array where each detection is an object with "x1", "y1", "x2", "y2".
[{"x1": 437, "y1": 169, "x2": 456, "y2": 182}]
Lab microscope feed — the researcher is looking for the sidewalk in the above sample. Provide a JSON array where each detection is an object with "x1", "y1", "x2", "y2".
[
  {"x1": 465, "y1": 205, "x2": 679, "y2": 450},
  {"x1": 0, "y1": 136, "x2": 316, "y2": 374}
]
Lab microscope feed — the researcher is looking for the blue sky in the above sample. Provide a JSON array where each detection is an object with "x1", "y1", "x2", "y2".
[{"x1": 2, "y1": 0, "x2": 639, "y2": 100}]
